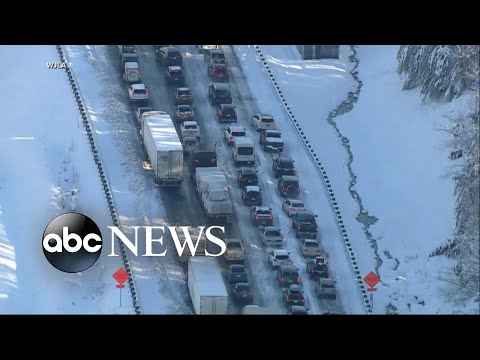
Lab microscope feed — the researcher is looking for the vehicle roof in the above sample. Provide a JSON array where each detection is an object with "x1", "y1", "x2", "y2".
[
  {"x1": 228, "y1": 125, "x2": 246, "y2": 132},
  {"x1": 176, "y1": 87, "x2": 190, "y2": 91},
  {"x1": 234, "y1": 282, "x2": 250, "y2": 288},
  {"x1": 280, "y1": 265, "x2": 298, "y2": 272},
  {"x1": 177, "y1": 104, "x2": 192, "y2": 109},
  {"x1": 281, "y1": 175, "x2": 299, "y2": 182},
  {"x1": 273, "y1": 249, "x2": 289, "y2": 256},
  {"x1": 169, "y1": 66, "x2": 182, "y2": 71},
  {"x1": 131, "y1": 83, "x2": 146, "y2": 90},
  {"x1": 277, "y1": 157, "x2": 293, "y2": 163},
  {"x1": 225, "y1": 238, "x2": 242, "y2": 245},
  {"x1": 189, "y1": 258, "x2": 228, "y2": 297},
  {"x1": 210, "y1": 49, "x2": 224, "y2": 54},
  {"x1": 297, "y1": 211, "x2": 316, "y2": 218},
  {"x1": 164, "y1": 46, "x2": 179, "y2": 51},
  {"x1": 142, "y1": 113, "x2": 182, "y2": 151},
  {"x1": 125, "y1": 62, "x2": 139, "y2": 68},
  {"x1": 287, "y1": 199, "x2": 304, "y2": 205},
  {"x1": 303, "y1": 239, "x2": 319, "y2": 245},
  {"x1": 182, "y1": 136, "x2": 197, "y2": 142},
  {"x1": 240, "y1": 168, "x2": 257, "y2": 175},
  {"x1": 265, "y1": 130, "x2": 281, "y2": 135},
  {"x1": 259, "y1": 113, "x2": 274, "y2": 118},
  {"x1": 288, "y1": 284, "x2": 302, "y2": 291},
  {"x1": 319, "y1": 277, "x2": 335, "y2": 284},
  {"x1": 182, "y1": 121, "x2": 198, "y2": 126},
  {"x1": 263, "y1": 226, "x2": 281, "y2": 232},
  {"x1": 234, "y1": 137, "x2": 254, "y2": 146},
  {"x1": 254, "y1": 206, "x2": 271, "y2": 212},
  {"x1": 213, "y1": 83, "x2": 229, "y2": 90},
  {"x1": 290, "y1": 305, "x2": 308, "y2": 313},
  {"x1": 230, "y1": 264, "x2": 245, "y2": 270},
  {"x1": 245, "y1": 185, "x2": 260, "y2": 192},
  {"x1": 220, "y1": 104, "x2": 235, "y2": 109},
  {"x1": 213, "y1": 63, "x2": 227, "y2": 68}
]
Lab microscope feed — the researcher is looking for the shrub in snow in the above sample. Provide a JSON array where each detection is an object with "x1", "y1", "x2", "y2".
[{"x1": 397, "y1": 45, "x2": 479, "y2": 102}]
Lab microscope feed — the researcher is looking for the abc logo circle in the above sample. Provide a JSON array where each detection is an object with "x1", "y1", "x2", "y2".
[{"x1": 42, "y1": 212, "x2": 102, "y2": 273}]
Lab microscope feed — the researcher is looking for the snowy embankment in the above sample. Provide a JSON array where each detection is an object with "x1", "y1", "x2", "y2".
[
  {"x1": 247, "y1": 44, "x2": 477, "y2": 314},
  {"x1": 0, "y1": 45, "x2": 133, "y2": 313},
  {"x1": 233, "y1": 45, "x2": 366, "y2": 314}
]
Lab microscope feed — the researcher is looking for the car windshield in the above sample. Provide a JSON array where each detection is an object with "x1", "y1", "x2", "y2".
[
  {"x1": 179, "y1": 106, "x2": 191, "y2": 112},
  {"x1": 184, "y1": 139, "x2": 196, "y2": 145},
  {"x1": 267, "y1": 131, "x2": 281, "y2": 137},
  {"x1": 261, "y1": 117, "x2": 274, "y2": 123},
  {"x1": 178, "y1": 89, "x2": 190, "y2": 96},
  {"x1": 305, "y1": 242, "x2": 319, "y2": 248},
  {"x1": 265, "y1": 230, "x2": 281, "y2": 237},
  {"x1": 232, "y1": 131, "x2": 245, "y2": 137},
  {"x1": 284, "y1": 271, "x2": 298, "y2": 277},
  {"x1": 212, "y1": 53, "x2": 225, "y2": 60},
  {"x1": 290, "y1": 291, "x2": 302, "y2": 297},
  {"x1": 276, "y1": 254, "x2": 289, "y2": 261},
  {"x1": 299, "y1": 215, "x2": 316, "y2": 225},
  {"x1": 227, "y1": 242, "x2": 242, "y2": 250},
  {"x1": 134, "y1": 89, "x2": 147, "y2": 95},
  {"x1": 285, "y1": 181, "x2": 299, "y2": 187},
  {"x1": 292, "y1": 203, "x2": 304, "y2": 208},
  {"x1": 238, "y1": 147, "x2": 253, "y2": 156},
  {"x1": 322, "y1": 283, "x2": 335, "y2": 289},
  {"x1": 223, "y1": 107, "x2": 235, "y2": 114},
  {"x1": 232, "y1": 266, "x2": 245, "y2": 273},
  {"x1": 184, "y1": 124, "x2": 197, "y2": 129},
  {"x1": 256, "y1": 210, "x2": 271, "y2": 216},
  {"x1": 168, "y1": 51, "x2": 181, "y2": 58},
  {"x1": 216, "y1": 89, "x2": 230, "y2": 96}
]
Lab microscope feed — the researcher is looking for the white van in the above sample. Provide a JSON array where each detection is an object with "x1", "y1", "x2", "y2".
[
  {"x1": 233, "y1": 137, "x2": 255, "y2": 166},
  {"x1": 123, "y1": 62, "x2": 141, "y2": 83}
]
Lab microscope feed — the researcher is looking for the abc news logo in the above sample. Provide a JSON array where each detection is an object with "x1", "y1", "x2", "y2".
[
  {"x1": 43, "y1": 212, "x2": 227, "y2": 273},
  {"x1": 42, "y1": 213, "x2": 103, "y2": 273}
]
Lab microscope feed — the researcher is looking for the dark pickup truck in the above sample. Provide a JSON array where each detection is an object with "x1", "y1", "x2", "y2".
[{"x1": 292, "y1": 212, "x2": 318, "y2": 239}]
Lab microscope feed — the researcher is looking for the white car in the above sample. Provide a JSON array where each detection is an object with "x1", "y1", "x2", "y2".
[
  {"x1": 128, "y1": 83, "x2": 149, "y2": 103},
  {"x1": 251, "y1": 113, "x2": 276, "y2": 132},
  {"x1": 268, "y1": 249, "x2": 294, "y2": 268},
  {"x1": 224, "y1": 125, "x2": 246, "y2": 145},
  {"x1": 282, "y1": 200, "x2": 307, "y2": 217},
  {"x1": 300, "y1": 240, "x2": 321, "y2": 257},
  {"x1": 181, "y1": 121, "x2": 200, "y2": 139}
]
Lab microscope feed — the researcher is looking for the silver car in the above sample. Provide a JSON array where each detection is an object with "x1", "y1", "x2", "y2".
[
  {"x1": 268, "y1": 249, "x2": 293, "y2": 268},
  {"x1": 315, "y1": 277, "x2": 336, "y2": 299},
  {"x1": 260, "y1": 226, "x2": 284, "y2": 247},
  {"x1": 282, "y1": 199, "x2": 307, "y2": 217},
  {"x1": 299, "y1": 239, "x2": 321, "y2": 257}
]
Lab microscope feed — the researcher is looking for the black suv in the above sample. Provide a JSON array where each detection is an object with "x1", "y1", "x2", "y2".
[
  {"x1": 272, "y1": 157, "x2": 296, "y2": 178},
  {"x1": 217, "y1": 104, "x2": 237, "y2": 122},
  {"x1": 242, "y1": 185, "x2": 262, "y2": 206},
  {"x1": 189, "y1": 149, "x2": 217, "y2": 177},
  {"x1": 174, "y1": 87, "x2": 193, "y2": 105},
  {"x1": 283, "y1": 284, "x2": 305, "y2": 307},
  {"x1": 277, "y1": 175, "x2": 300, "y2": 198},
  {"x1": 208, "y1": 83, "x2": 232, "y2": 105},
  {"x1": 260, "y1": 130, "x2": 284, "y2": 153},
  {"x1": 292, "y1": 212, "x2": 319, "y2": 239},
  {"x1": 156, "y1": 46, "x2": 182, "y2": 66},
  {"x1": 278, "y1": 265, "x2": 301, "y2": 287},
  {"x1": 232, "y1": 283, "x2": 254, "y2": 304},
  {"x1": 165, "y1": 66, "x2": 185, "y2": 86},
  {"x1": 237, "y1": 169, "x2": 258, "y2": 187},
  {"x1": 204, "y1": 49, "x2": 226, "y2": 65}
]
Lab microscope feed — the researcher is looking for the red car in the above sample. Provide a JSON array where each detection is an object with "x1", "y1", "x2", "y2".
[{"x1": 207, "y1": 64, "x2": 229, "y2": 82}]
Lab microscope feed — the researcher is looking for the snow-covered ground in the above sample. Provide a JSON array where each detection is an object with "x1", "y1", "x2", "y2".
[
  {"x1": 239, "y1": 44, "x2": 478, "y2": 314},
  {"x1": 0, "y1": 45, "x2": 133, "y2": 313},
  {"x1": 233, "y1": 46, "x2": 366, "y2": 314},
  {"x1": 64, "y1": 45, "x2": 192, "y2": 314}
]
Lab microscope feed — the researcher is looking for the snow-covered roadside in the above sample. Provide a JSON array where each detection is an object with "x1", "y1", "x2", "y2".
[
  {"x1": 0, "y1": 45, "x2": 132, "y2": 313},
  {"x1": 64, "y1": 45, "x2": 192, "y2": 314},
  {"x1": 233, "y1": 45, "x2": 366, "y2": 314},
  {"x1": 249, "y1": 44, "x2": 478, "y2": 314},
  {"x1": 336, "y1": 45, "x2": 478, "y2": 314}
]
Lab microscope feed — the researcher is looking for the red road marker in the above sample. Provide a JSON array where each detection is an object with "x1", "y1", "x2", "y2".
[
  {"x1": 363, "y1": 271, "x2": 380, "y2": 288},
  {"x1": 113, "y1": 268, "x2": 129, "y2": 285},
  {"x1": 116, "y1": 284, "x2": 125, "y2": 289},
  {"x1": 367, "y1": 288, "x2": 378, "y2": 292}
]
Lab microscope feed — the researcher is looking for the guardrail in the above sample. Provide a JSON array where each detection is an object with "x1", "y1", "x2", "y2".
[{"x1": 56, "y1": 45, "x2": 142, "y2": 315}]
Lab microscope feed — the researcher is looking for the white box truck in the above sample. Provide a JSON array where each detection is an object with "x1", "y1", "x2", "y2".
[
  {"x1": 141, "y1": 111, "x2": 183, "y2": 185},
  {"x1": 194, "y1": 167, "x2": 233, "y2": 224},
  {"x1": 187, "y1": 257, "x2": 228, "y2": 315}
]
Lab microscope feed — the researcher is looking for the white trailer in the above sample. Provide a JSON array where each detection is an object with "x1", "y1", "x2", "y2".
[
  {"x1": 187, "y1": 257, "x2": 228, "y2": 315},
  {"x1": 142, "y1": 111, "x2": 183, "y2": 185},
  {"x1": 195, "y1": 167, "x2": 233, "y2": 224}
]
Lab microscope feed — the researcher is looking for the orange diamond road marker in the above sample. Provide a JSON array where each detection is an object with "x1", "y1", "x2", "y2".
[
  {"x1": 113, "y1": 268, "x2": 129, "y2": 288},
  {"x1": 363, "y1": 271, "x2": 380, "y2": 288}
]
